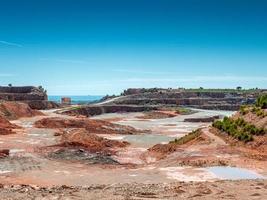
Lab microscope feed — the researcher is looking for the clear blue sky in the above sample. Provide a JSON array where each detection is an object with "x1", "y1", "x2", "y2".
[{"x1": 0, "y1": 0, "x2": 266, "y2": 95}]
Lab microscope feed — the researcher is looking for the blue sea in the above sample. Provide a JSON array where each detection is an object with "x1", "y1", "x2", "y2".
[{"x1": 48, "y1": 95, "x2": 103, "y2": 105}]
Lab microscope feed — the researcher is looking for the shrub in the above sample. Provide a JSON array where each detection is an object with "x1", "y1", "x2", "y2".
[
  {"x1": 251, "y1": 105, "x2": 267, "y2": 118},
  {"x1": 240, "y1": 105, "x2": 249, "y2": 115},
  {"x1": 212, "y1": 117, "x2": 258, "y2": 142},
  {"x1": 235, "y1": 118, "x2": 246, "y2": 127},
  {"x1": 212, "y1": 120, "x2": 223, "y2": 130},
  {"x1": 256, "y1": 94, "x2": 267, "y2": 109}
]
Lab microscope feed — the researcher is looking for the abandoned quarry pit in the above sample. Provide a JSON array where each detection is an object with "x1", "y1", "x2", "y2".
[
  {"x1": 0, "y1": 94, "x2": 266, "y2": 199},
  {"x1": 0, "y1": 105, "x2": 266, "y2": 187}
]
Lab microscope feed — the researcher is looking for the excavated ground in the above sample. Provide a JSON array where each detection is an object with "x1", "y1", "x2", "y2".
[{"x1": 0, "y1": 105, "x2": 266, "y2": 199}]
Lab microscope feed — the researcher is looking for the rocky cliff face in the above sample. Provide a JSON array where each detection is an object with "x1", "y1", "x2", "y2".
[
  {"x1": 0, "y1": 86, "x2": 60, "y2": 110},
  {"x1": 0, "y1": 86, "x2": 47, "y2": 101},
  {"x1": 62, "y1": 105, "x2": 158, "y2": 117},
  {"x1": 110, "y1": 89, "x2": 261, "y2": 110}
]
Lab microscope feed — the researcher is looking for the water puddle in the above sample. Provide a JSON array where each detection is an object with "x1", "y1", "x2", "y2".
[
  {"x1": 0, "y1": 170, "x2": 12, "y2": 174},
  {"x1": 123, "y1": 134, "x2": 173, "y2": 148},
  {"x1": 207, "y1": 166, "x2": 266, "y2": 180},
  {"x1": 159, "y1": 167, "x2": 216, "y2": 182},
  {"x1": 9, "y1": 149, "x2": 25, "y2": 156}
]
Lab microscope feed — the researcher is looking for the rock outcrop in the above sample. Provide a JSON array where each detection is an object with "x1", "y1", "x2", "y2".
[
  {"x1": 0, "y1": 86, "x2": 47, "y2": 101},
  {"x1": 60, "y1": 128, "x2": 129, "y2": 153},
  {"x1": 104, "y1": 88, "x2": 263, "y2": 110},
  {"x1": 0, "y1": 86, "x2": 60, "y2": 110},
  {"x1": 26, "y1": 100, "x2": 60, "y2": 110},
  {"x1": 0, "y1": 115, "x2": 18, "y2": 135},
  {"x1": 62, "y1": 105, "x2": 158, "y2": 117},
  {"x1": 0, "y1": 101, "x2": 43, "y2": 120},
  {"x1": 0, "y1": 149, "x2": 9, "y2": 158},
  {"x1": 184, "y1": 115, "x2": 220, "y2": 122}
]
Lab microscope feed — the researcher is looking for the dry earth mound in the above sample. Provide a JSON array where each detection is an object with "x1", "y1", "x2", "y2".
[
  {"x1": 0, "y1": 115, "x2": 19, "y2": 135},
  {"x1": 148, "y1": 129, "x2": 206, "y2": 159},
  {"x1": 0, "y1": 101, "x2": 43, "y2": 120},
  {"x1": 61, "y1": 128, "x2": 129, "y2": 153},
  {"x1": 35, "y1": 117, "x2": 146, "y2": 135},
  {"x1": 136, "y1": 111, "x2": 178, "y2": 119}
]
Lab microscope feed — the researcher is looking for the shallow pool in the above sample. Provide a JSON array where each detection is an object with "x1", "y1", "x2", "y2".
[
  {"x1": 123, "y1": 134, "x2": 174, "y2": 148},
  {"x1": 207, "y1": 166, "x2": 265, "y2": 180}
]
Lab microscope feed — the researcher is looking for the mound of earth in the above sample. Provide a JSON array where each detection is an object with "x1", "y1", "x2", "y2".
[
  {"x1": 26, "y1": 100, "x2": 61, "y2": 110},
  {"x1": 34, "y1": 117, "x2": 146, "y2": 135},
  {"x1": 0, "y1": 115, "x2": 18, "y2": 129},
  {"x1": 184, "y1": 115, "x2": 220, "y2": 123},
  {"x1": 136, "y1": 111, "x2": 178, "y2": 119},
  {"x1": 61, "y1": 128, "x2": 129, "y2": 153},
  {"x1": 233, "y1": 109, "x2": 267, "y2": 129},
  {"x1": 148, "y1": 129, "x2": 206, "y2": 160},
  {"x1": 212, "y1": 105, "x2": 267, "y2": 156},
  {"x1": 0, "y1": 149, "x2": 9, "y2": 158},
  {"x1": 0, "y1": 101, "x2": 43, "y2": 120},
  {"x1": 0, "y1": 115, "x2": 19, "y2": 135}
]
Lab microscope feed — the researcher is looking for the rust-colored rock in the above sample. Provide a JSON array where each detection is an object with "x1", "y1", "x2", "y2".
[
  {"x1": 0, "y1": 86, "x2": 47, "y2": 101},
  {"x1": 0, "y1": 115, "x2": 17, "y2": 129},
  {"x1": 0, "y1": 115, "x2": 18, "y2": 135},
  {"x1": 35, "y1": 117, "x2": 146, "y2": 135},
  {"x1": 0, "y1": 149, "x2": 9, "y2": 158},
  {"x1": 184, "y1": 115, "x2": 220, "y2": 123},
  {"x1": 0, "y1": 101, "x2": 43, "y2": 120},
  {"x1": 26, "y1": 100, "x2": 61, "y2": 110},
  {"x1": 60, "y1": 128, "x2": 129, "y2": 153}
]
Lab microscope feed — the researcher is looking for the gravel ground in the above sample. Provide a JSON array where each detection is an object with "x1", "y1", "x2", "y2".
[{"x1": 0, "y1": 180, "x2": 267, "y2": 200}]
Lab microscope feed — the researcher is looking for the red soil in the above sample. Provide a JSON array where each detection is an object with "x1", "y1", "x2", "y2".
[
  {"x1": 0, "y1": 115, "x2": 19, "y2": 135},
  {"x1": 0, "y1": 101, "x2": 43, "y2": 120},
  {"x1": 0, "y1": 115, "x2": 17, "y2": 129},
  {"x1": 147, "y1": 130, "x2": 208, "y2": 160},
  {"x1": 60, "y1": 128, "x2": 129, "y2": 153},
  {"x1": 34, "y1": 117, "x2": 145, "y2": 135},
  {"x1": 233, "y1": 110, "x2": 267, "y2": 129}
]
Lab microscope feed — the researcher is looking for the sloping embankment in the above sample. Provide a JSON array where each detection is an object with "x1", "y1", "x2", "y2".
[{"x1": 61, "y1": 104, "x2": 158, "y2": 117}]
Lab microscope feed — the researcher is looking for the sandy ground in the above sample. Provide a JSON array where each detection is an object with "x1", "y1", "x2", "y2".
[{"x1": 0, "y1": 180, "x2": 266, "y2": 200}]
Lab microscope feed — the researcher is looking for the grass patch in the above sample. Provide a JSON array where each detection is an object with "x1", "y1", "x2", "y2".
[
  {"x1": 252, "y1": 106, "x2": 267, "y2": 118},
  {"x1": 255, "y1": 94, "x2": 267, "y2": 109},
  {"x1": 170, "y1": 129, "x2": 201, "y2": 145},
  {"x1": 175, "y1": 107, "x2": 194, "y2": 115}
]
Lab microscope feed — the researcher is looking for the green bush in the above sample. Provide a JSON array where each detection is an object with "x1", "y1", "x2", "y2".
[
  {"x1": 240, "y1": 105, "x2": 249, "y2": 115},
  {"x1": 212, "y1": 117, "x2": 256, "y2": 142},
  {"x1": 251, "y1": 105, "x2": 267, "y2": 118},
  {"x1": 256, "y1": 94, "x2": 267, "y2": 109}
]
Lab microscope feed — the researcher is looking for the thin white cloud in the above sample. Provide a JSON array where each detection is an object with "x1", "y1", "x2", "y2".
[{"x1": 0, "y1": 40, "x2": 23, "y2": 47}]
